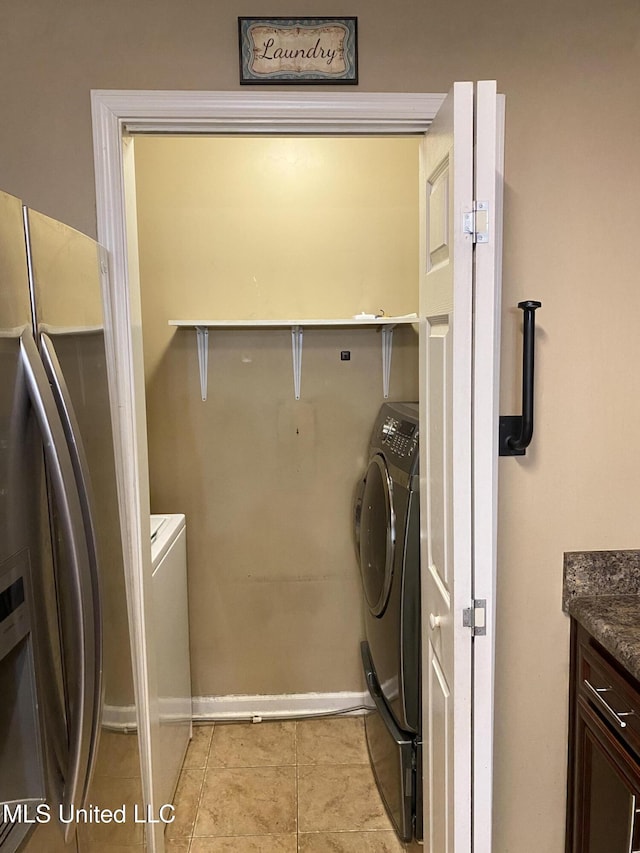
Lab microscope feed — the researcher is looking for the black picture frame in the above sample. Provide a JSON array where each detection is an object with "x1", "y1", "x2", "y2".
[{"x1": 238, "y1": 17, "x2": 358, "y2": 85}]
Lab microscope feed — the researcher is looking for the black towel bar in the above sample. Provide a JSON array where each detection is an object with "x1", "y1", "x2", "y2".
[{"x1": 499, "y1": 300, "x2": 542, "y2": 457}]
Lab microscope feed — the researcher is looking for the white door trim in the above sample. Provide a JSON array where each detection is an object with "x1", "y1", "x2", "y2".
[
  {"x1": 92, "y1": 89, "x2": 445, "y2": 134},
  {"x1": 471, "y1": 82, "x2": 505, "y2": 853},
  {"x1": 90, "y1": 89, "x2": 445, "y2": 853}
]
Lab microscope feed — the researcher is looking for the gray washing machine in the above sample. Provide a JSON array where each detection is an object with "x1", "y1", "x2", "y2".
[{"x1": 355, "y1": 401, "x2": 422, "y2": 843}]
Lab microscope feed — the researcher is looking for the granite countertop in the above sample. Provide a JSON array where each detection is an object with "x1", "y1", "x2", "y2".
[{"x1": 564, "y1": 550, "x2": 640, "y2": 682}]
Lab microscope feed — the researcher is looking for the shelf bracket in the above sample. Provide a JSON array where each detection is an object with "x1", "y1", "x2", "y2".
[
  {"x1": 291, "y1": 325, "x2": 303, "y2": 400},
  {"x1": 381, "y1": 325, "x2": 395, "y2": 399},
  {"x1": 196, "y1": 326, "x2": 209, "y2": 401}
]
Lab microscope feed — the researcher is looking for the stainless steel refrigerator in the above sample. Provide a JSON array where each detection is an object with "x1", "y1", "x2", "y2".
[{"x1": 0, "y1": 190, "x2": 142, "y2": 852}]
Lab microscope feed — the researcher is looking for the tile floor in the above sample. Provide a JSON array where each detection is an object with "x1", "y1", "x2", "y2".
[{"x1": 165, "y1": 716, "x2": 411, "y2": 852}]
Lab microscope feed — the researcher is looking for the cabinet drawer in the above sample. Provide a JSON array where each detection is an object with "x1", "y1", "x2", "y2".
[{"x1": 578, "y1": 635, "x2": 640, "y2": 757}]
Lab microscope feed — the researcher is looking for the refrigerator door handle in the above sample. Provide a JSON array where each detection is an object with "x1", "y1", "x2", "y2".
[
  {"x1": 20, "y1": 329, "x2": 97, "y2": 841},
  {"x1": 40, "y1": 333, "x2": 104, "y2": 804}
]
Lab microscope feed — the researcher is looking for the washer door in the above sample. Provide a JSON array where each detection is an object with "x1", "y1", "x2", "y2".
[{"x1": 359, "y1": 454, "x2": 396, "y2": 616}]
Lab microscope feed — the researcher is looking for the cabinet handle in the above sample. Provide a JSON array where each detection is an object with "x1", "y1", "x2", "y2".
[
  {"x1": 583, "y1": 678, "x2": 631, "y2": 728},
  {"x1": 629, "y1": 797, "x2": 639, "y2": 853}
]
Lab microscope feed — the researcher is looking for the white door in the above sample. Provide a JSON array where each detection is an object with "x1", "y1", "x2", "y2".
[{"x1": 419, "y1": 81, "x2": 503, "y2": 853}]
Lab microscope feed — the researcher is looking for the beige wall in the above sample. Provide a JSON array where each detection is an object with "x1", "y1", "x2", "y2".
[
  {"x1": 3, "y1": 1, "x2": 640, "y2": 850},
  {"x1": 134, "y1": 136, "x2": 420, "y2": 696},
  {"x1": 134, "y1": 136, "x2": 419, "y2": 324}
]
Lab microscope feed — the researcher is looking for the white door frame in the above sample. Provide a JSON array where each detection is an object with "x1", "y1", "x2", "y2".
[{"x1": 90, "y1": 89, "x2": 494, "y2": 853}]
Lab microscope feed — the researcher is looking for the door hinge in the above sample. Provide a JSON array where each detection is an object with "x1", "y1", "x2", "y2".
[
  {"x1": 462, "y1": 201, "x2": 489, "y2": 244},
  {"x1": 462, "y1": 599, "x2": 487, "y2": 636}
]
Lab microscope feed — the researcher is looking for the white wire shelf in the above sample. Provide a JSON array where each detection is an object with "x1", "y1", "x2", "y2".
[{"x1": 168, "y1": 316, "x2": 418, "y2": 401}]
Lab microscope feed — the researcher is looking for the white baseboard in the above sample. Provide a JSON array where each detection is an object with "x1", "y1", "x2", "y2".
[
  {"x1": 103, "y1": 703, "x2": 138, "y2": 731},
  {"x1": 102, "y1": 692, "x2": 372, "y2": 729},
  {"x1": 192, "y1": 691, "x2": 372, "y2": 722}
]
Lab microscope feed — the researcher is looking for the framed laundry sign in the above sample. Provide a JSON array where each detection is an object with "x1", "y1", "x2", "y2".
[{"x1": 238, "y1": 17, "x2": 358, "y2": 84}]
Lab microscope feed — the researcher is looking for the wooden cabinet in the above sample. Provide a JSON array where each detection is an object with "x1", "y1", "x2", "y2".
[{"x1": 567, "y1": 621, "x2": 640, "y2": 853}]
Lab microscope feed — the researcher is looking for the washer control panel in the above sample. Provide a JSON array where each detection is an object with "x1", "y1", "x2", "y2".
[{"x1": 381, "y1": 416, "x2": 418, "y2": 458}]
